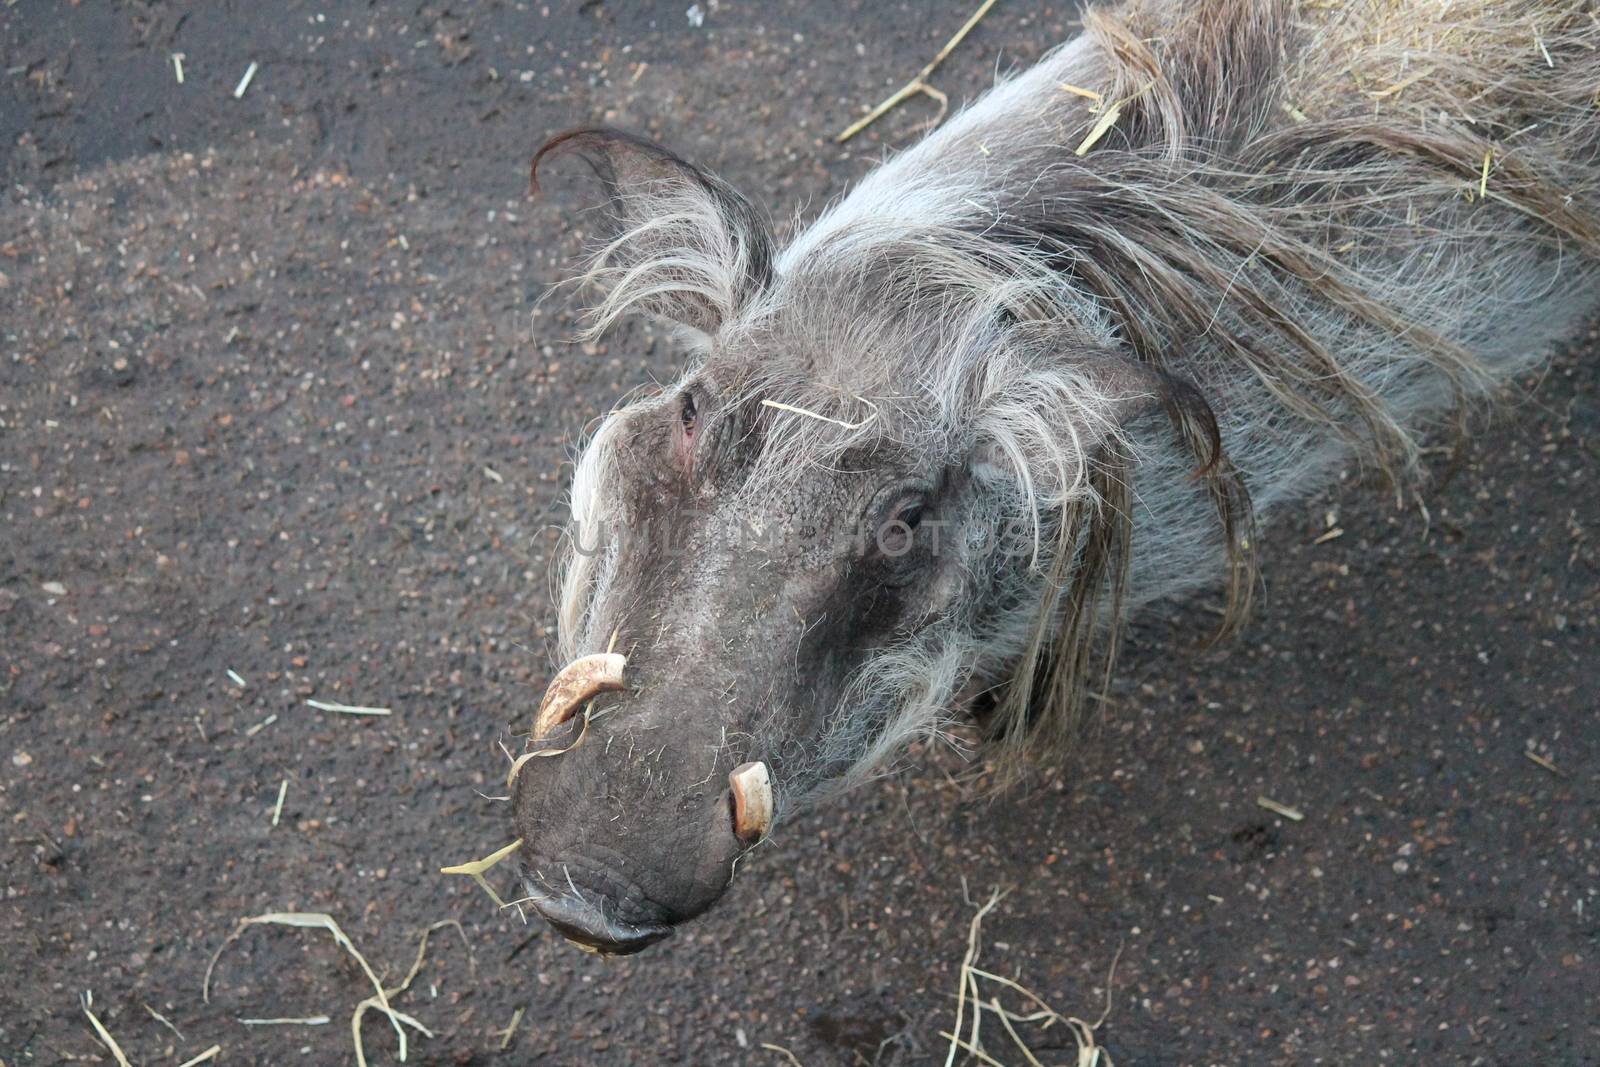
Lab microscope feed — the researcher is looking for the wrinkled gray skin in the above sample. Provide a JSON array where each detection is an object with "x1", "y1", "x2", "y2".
[{"x1": 510, "y1": 0, "x2": 1600, "y2": 953}]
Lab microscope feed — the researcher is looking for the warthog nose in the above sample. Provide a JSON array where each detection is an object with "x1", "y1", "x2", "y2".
[{"x1": 524, "y1": 883, "x2": 673, "y2": 956}]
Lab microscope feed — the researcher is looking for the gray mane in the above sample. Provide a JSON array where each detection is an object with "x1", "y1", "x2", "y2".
[{"x1": 555, "y1": 0, "x2": 1600, "y2": 797}]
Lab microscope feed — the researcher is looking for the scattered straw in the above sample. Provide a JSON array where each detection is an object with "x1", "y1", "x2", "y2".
[
  {"x1": 143, "y1": 1001, "x2": 184, "y2": 1040},
  {"x1": 759, "y1": 396, "x2": 880, "y2": 431},
  {"x1": 81, "y1": 991, "x2": 132, "y2": 1067},
  {"x1": 941, "y1": 892, "x2": 1120, "y2": 1066},
  {"x1": 1075, "y1": 103, "x2": 1124, "y2": 156},
  {"x1": 245, "y1": 713, "x2": 277, "y2": 737},
  {"x1": 227, "y1": 668, "x2": 248, "y2": 688},
  {"x1": 440, "y1": 839, "x2": 524, "y2": 909},
  {"x1": 483, "y1": 466, "x2": 504, "y2": 484},
  {"x1": 1312, "y1": 526, "x2": 1344, "y2": 544},
  {"x1": 306, "y1": 698, "x2": 392, "y2": 716},
  {"x1": 989, "y1": 997, "x2": 1045, "y2": 1067},
  {"x1": 1479, "y1": 149, "x2": 1493, "y2": 201},
  {"x1": 176, "y1": 1047, "x2": 222, "y2": 1067},
  {"x1": 271, "y1": 778, "x2": 288, "y2": 827},
  {"x1": 239, "y1": 1016, "x2": 332, "y2": 1026},
  {"x1": 1059, "y1": 82, "x2": 1103, "y2": 103},
  {"x1": 234, "y1": 60, "x2": 258, "y2": 99},
  {"x1": 204, "y1": 912, "x2": 416, "y2": 1063},
  {"x1": 945, "y1": 888, "x2": 1005, "y2": 1067},
  {"x1": 351, "y1": 920, "x2": 473, "y2": 1067},
  {"x1": 1257, "y1": 795, "x2": 1305, "y2": 821},
  {"x1": 1524, "y1": 750, "x2": 1563, "y2": 775},
  {"x1": 835, "y1": 0, "x2": 1000, "y2": 142},
  {"x1": 497, "y1": 1006, "x2": 525, "y2": 1050},
  {"x1": 171, "y1": 52, "x2": 186, "y2": 85},
  {"x1": 761, "y1": 1042, "x2": 805, "y2": 1067},
  {"x1": 937, "y1": 1031, "x2": 1008, "y2": 1067}
]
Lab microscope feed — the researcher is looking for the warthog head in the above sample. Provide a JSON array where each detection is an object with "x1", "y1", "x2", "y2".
[{"x1": 511, "y1": 127, "x2": 1242, "y2": 953}]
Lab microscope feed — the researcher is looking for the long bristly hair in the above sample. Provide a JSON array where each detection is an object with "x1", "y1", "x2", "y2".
[{"x1": 546, "y1": 0, "x2": 1600, "y2": 798}]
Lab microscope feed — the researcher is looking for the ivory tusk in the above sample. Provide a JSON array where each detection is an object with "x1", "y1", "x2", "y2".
[
  {"x1": 729, "y1": 761, "x2": 773, "y2": 843},
  {"x1": 533, "y1": 652, "x2": 627, "y2": 740}
]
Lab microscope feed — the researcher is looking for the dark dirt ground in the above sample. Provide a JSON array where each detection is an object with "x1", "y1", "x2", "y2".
[{"x1": 1, "y1": 2, "x2": 1596, "y2": 1065}]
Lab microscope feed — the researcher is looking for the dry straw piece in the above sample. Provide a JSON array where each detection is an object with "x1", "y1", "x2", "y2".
[
  {"x1": 1256, "y1": 795, "x2": 1305, "y2": 821},
  {"x1": 233, "y1": 60, "x2": 258, "y2": 98},
  {"x1": 205, "y1": 915, "x2": 468, "y2": 1067},
  {"x1": 439, "y1": 838, "x2": 525, "y2": 908},
  {"x1": 835, "y1": 0, "x2": 1001, "y2": 142},
  {"x1": 143, "y1": 1002, "x2": 184, "y2": 1041},
  {"x1": 761, "y1": 1043, "x2": 806, "y2": 1066},
  {"x1": 940, "y1": 889, "x2": 1120, "y2": 1066},
  {"x1": 80, "y1": 991, "x2": 132, "y2": 1067},
  {"x1": 306, "y1": 698, "x2": 393, "y2": 716},
  {"x1": 1524, "y1": 749, "x2": 1563, "y2": 775},
  {"x1": 204, "y1": 911, "x2": 430, "y2": 1066},
  {"x1": 497, "y1": 1006, "x2": 526, "y2": 1050},
  {"x1": 759, "y1": 396, "x2": 880, "y2": 431}
]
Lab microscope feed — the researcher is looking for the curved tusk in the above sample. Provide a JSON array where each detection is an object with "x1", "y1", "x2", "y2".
[
  {"x1": 533, "y1": 652, "x2": 627, "y2": 740},
  {"x1": 728, "y1": 761, "x2": 773, "y2": 843}
]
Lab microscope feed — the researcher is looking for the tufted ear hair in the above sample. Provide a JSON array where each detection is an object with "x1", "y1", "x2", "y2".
[
  {"x1": 973, "y1": 346, "x2": 1257, "y2": 779},
  {"x1": 532, "y1": 127, "x2": 775, "y2": 342}
]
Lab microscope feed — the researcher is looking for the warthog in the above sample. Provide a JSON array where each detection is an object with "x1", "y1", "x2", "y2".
[{"x1": 510, "y1": 0, "x2": 1600, "y2": 953}]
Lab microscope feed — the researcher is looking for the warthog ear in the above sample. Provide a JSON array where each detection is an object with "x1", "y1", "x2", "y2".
[{"x1": 531, "y1": 127, "x2": 775, "y2": 341}]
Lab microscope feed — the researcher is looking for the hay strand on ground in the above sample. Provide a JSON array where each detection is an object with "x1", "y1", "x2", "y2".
[
  {"x1": 234, "y1": 61, "x2": 258, "y2": 98},
  {"x1": 306, "y1": 698, "x2": 393, "y2": 716},
  {"x1": 351, "y1": 920, "x2": 475, "y2": 1067},
  {"x1": 1256, "y1": 795, "x2": 1305, "y2": 821},
  {"x1": 143, "y1": 1001, "x2": 184, "y2": 1041},
  {"x1": 203, "y1": 911, "x2": 415, "y2": 1062},
  {"x1": 497, "y1": 1006, "x2": 526, "y2": 1050},
  {"x1": 80, "y1": 991, "x2": 132, "y2": 1067},
  {"x1": 942, "y1": 890, "x2": 1121, "y2": 1066},
  {"x1": 835, "y1": 0, "x2": 1000, "y2": 142},
  {"x1": 761, "y1": 1042, "x2": 806, "y2": 1066}
]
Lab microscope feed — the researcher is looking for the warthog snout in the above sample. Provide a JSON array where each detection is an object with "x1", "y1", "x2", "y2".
[{"x1": 511, "y1": 652, "x2": 773, "y2": 954}]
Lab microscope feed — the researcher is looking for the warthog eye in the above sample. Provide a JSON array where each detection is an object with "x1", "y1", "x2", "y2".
[
  {"x1": 680, "y1": 390, "x2": 698, "y2": 436},
  {"x1": 673, "y1": 387, "x2": 702, "y2": 474},
  {"x1": 873, "y1": 493, "x2": 928, "y2": 558}
]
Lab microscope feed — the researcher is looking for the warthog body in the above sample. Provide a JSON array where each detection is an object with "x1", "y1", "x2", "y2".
[{"x1": 513, "y1": 0, "x2": 1600, "y2": 952}]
